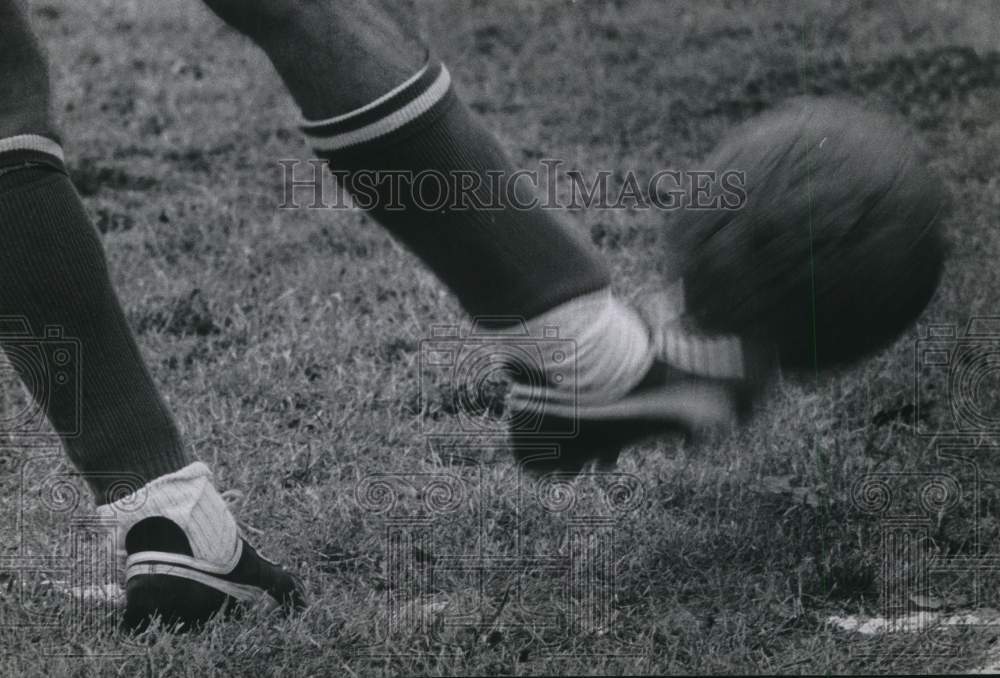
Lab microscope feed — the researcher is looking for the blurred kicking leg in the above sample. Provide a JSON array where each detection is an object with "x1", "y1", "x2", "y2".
[{"x1": 203, "y1": 0, "x2": 745, "y2": 471}]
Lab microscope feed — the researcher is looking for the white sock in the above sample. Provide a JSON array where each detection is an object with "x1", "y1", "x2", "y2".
[
  {"x1": 523, "y1": 289, "x2": 654, "y2": 404},
  {"x1": 97, "y1": 462, "x2": 240, "y2": 569},
  {"x1": 658, "y1": 325, "x2": 745, "y2": 379},
  {"x1": 642, "y1": 280, "x2": 746, "y2": 379}
]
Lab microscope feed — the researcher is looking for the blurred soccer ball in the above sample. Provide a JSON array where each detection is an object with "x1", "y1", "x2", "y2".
[{"x1": 670, "y1": 96, "x2": 948, "y2": 370}]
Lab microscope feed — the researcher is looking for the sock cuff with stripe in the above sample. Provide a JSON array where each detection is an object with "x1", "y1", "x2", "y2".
[
  {"x1": 299, "y1": 59, "x2": 453, "y2": 154},
  {"x1": 0, "y1": 133, "x2": 67, "y2": 174},
  {"x1": 296, "y1": 53, "x2": 612, "y2": 320}
]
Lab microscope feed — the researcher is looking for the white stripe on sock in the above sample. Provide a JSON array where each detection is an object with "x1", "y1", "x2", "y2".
[
  {"x1": 300, "y1": 63, "x2": 430, "y2": 128},
  {"x1": 0, "y1": 134, "x2": 64, "y2": 162},
  {"x1": 306, "y1": 66, "x2": 452, "y2": 152}
]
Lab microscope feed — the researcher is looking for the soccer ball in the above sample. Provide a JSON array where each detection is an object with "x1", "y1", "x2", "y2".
[{"x1": 669, "y1": 97, "x2": 948, "y2": 371}]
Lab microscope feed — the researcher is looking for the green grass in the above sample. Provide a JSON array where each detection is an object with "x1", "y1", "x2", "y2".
[{"x1": 4, "y1": 0, "x2": 1000, "y2": 674}]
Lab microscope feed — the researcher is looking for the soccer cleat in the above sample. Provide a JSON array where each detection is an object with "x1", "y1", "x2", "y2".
[
  {"x1": 507, "y1": 285, "x2": 770, "y2": 473},
  {"x1": 122, "y1": 516, "x2": 306, "y2": 631},
  {"x1": 95, "y1": 462, "x2": 306, "y2": 631}
]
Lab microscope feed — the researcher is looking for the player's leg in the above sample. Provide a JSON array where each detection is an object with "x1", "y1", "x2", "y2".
[
  {"x1": 0, "y1": 0, "x2": 302, "y2": 627},
  {"x1": 206, "y1": 0, "x2": 615, "y2": 323},
  {"x1": 202, "y1": 0, "x2": 744, "y2": 470}
]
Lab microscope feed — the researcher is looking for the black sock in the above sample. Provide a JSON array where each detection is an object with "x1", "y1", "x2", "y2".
[
  {"x1": 0, "y1": 138, "x2": 189, "y2": 504},
  {"x1": 300, "y1": 60, "x2": 611, "y2": 320}
]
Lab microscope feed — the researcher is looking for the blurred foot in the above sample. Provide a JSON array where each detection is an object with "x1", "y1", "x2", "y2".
[{"x1": 508, "y1": 285, "x2": 762, "y2": 473}]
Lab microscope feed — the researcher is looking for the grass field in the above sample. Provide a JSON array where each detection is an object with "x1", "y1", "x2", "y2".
[{"x1": 3, "y1": 0, "x2": 1000, "y2": 674}]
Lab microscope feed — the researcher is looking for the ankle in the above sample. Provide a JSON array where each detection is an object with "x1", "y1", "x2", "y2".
[
  {"x1": 97, "y1": 462, "x2": 240, "y2": 568},
  {"x1": 525, "y1": 290, "x2": 654, "y2": 404}
]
